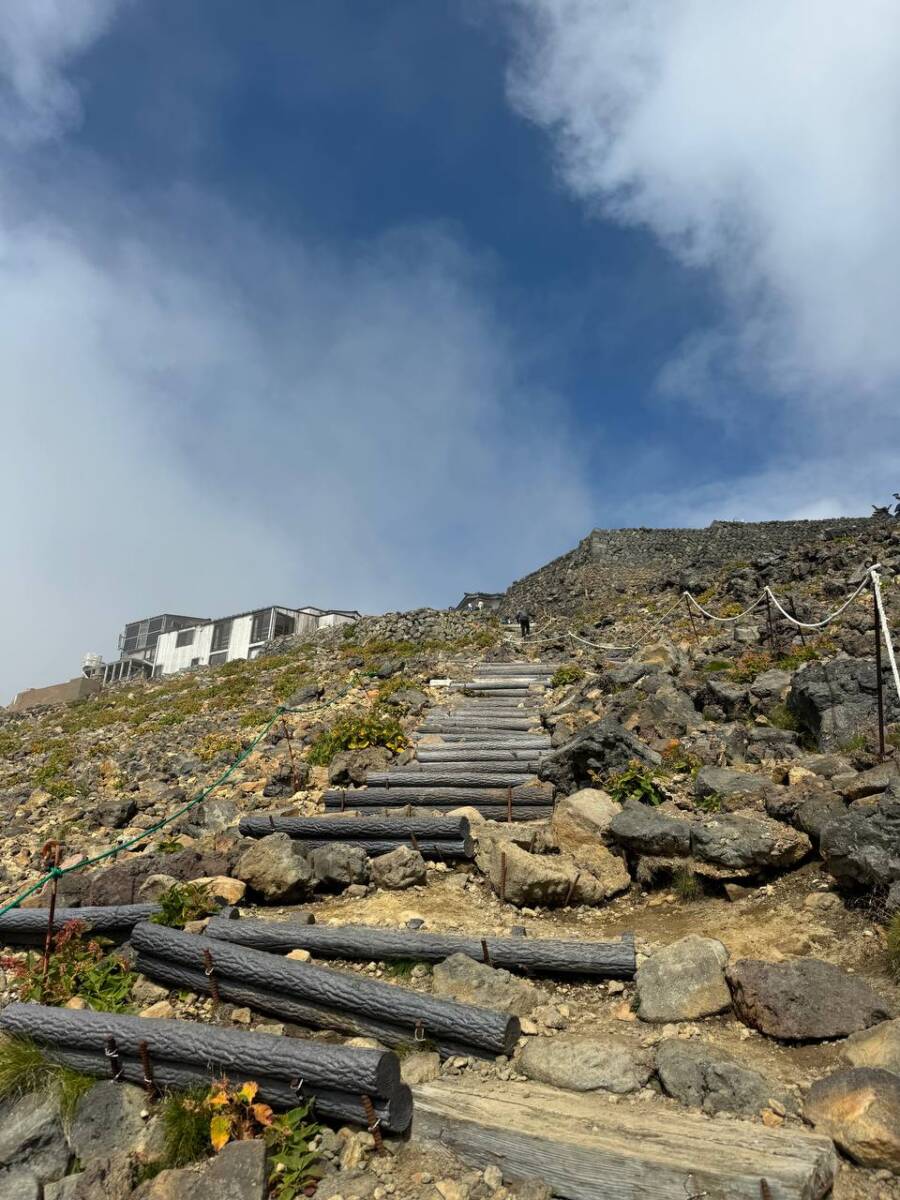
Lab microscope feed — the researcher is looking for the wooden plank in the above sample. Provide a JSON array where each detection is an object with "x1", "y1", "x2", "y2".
[{"x1": 411, "y1": 1078, "x2": 836, "y2": 1200}]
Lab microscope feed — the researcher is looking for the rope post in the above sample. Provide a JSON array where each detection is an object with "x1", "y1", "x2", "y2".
[
  {"x1": 105, "y1": 1036, "x2": 123, "y2": 1082},
  {"x1": 40, "y1": 842, "x2": 62, "y2": 985},
  {"x1": 360, "y1": 1094, "x2": 384, "y2": 1153},
  {"x1": 506, "y1": 786, "x2": 513, "y2": 824},
  {"x1": 873, "y1": 578, "x2": 886, "y2": 762},
  {"x1": 683, "y1": 594, "x2": 699, "y2": 643},
  {"x1": 481, "y1": 938, "x2": 492, "y2": 966},
  {"x1": 138, "y1": 1040, "x2": 159, "y2": 1100},
  {"x1": 764, "y1": 591, "x2": 778, "y2": 656}
]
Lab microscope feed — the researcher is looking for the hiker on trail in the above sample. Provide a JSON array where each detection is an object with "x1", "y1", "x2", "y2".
[{"x1": 516, "y1": 609, "x2": 531, "y2": 639}]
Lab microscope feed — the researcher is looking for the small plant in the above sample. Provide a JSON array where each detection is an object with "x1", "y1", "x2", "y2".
[
  {"x1": 839, "y1": 732, "x2": 868, "y2": 754},
  {"x1": 307, "y1": 709, "x2": 406, "y2": 766},
  {"x1": 659, "y1": 741, "x2": 702, "y2": 776},
  {"x1": 150, "y1": 882, "x2": 219, "y2": 929},
  {"x1": 887, "y1": 727, "x2": 900, "y2": 751},
  {"x1": 886, "y1": 912, "x2": 900, "y2": 981},
  {"x1": 608, "y1": 763, "x2": 665, "y2": 806},
  {"x1": 767, "y1": 703, "x2": 800, "y2": 733},
  {"x1": 0, "y1": 1035, "x2": 94, "y2": 1128},
  {"x1": 672, "y1": 866, "x2": 702, "y2": 902},
  {"x1": 195, "y1": 734, "x2": 241, "y2": 763},
  {"x1": 1, "y1": 920, "x2": 136, "y2": 1012},
  {"x1": 701, "y1": 659, "x2": 731, "y2": 673},
  {"x1": 160, "y1": 1085, "x2": 215, "y2": 1168},
  {"x1": 267, "y1": 1099, "x2": 323, "y2": 1199},
  {"x1": 729, "y1": 651, "x2": 773, "y2": 683},
  {"x1": 155, "y1": 837, "x2": 184, "y2": 855},
  {"x1": 550, "y1": 665, "x2": 585, "y2": 689},
  {"x1": 382, "y1": 958, "x2": 423, "y2": 981},
  {"x1": 694, "y1": 792, "x2": 723, "y2": 813}
]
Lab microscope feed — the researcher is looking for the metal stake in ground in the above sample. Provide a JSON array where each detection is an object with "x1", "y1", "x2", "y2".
[
  {"x1": 360, "y1": 1094, "x2": 384, "y2": 1153},
  {"x1": 137, "y1": 1040, "x2": 159, "y2": 1100},
  {"x1": 203, "y1": 948, "x2": 221, "y2": 1006},
  {"x1": 683, "y1": 594, "x2": 699, "y2": 643},
  {"x1": 105, "y1": 1036, "x2": 123, "y2": 1082},
  {"x1": 764, "y1": 592, "x2": 778, "y2": 655},
  {"x1": 873, "y1": 579, "x2": 886, "y2": 762},
  {"x1": 506, "y1": 787, "x2": 513, "y2": 823},
  {"x1": 40, "y1": 840, "x2": 63, "y2": 985}
]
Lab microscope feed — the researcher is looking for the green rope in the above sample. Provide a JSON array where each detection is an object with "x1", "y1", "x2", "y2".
[{"x1": 0, "y1": 703, "x2": 289, "y2": 921}]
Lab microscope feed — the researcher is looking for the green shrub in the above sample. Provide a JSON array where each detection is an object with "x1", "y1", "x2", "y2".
[
  {"x1": 694, "y1": 792, "x2": 723, "y2": 813},
  {"x1": 729, "y1": 651, "x2": 773, "y2": 683},
  {"x1": 2, "y1": 920, "x2": 136, "y2": 1012},
  {"x1": 608, "y1": 763, "x2": 665, "y2": 806},
  {"x1": 701, "y1": 659, "x2": 731, "y2": 673},
  {"x1": 195, "y1": 734, "x2": 241, "y2": 763},
  {"x1": 150, "y1": 883, "x2": 219, "y2": 929},
  {"x1": 159, "y1": 1085, "x2": 212, "y2": 1168},
  {"x1": 307, "y1": 710, "x2": 406, "y2": 766},
  {"x1": 767, "y1": 703, "x2": 800, "y2": 732},
  {"x1": 550, "y1": 665, "x2": 585, "y2": 689}
]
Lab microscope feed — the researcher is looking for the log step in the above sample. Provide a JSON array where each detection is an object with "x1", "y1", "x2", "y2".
[
  {"x1": 411, "y1": 1078, "x2": 837, "y2": 1200},
  {"x1": 323, "y1": 804, "x2": 552, "y2": 821},
  {"x1": 323, "y1": 784, "x2": 553, "y2": 807},
  {"x1": 402, "y1": 760, "x2": 538, "y2": 775},
  {"x1": 366, "y1": 771, "x2": 537, "y2": 788},
  {"x1": 412, "y1": 735, "x2": 550, "y2": 747},
  {"x1": 415, "y1": 750, "x2": 543, "y2": 763}
]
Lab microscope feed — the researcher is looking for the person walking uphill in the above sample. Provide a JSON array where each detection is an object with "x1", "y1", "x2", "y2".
[{"x1": 516, "y1": 609, "x2": 531, "y2": 639}]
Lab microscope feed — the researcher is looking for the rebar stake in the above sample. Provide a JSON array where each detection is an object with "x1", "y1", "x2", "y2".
[
  {"x1": 105, "y1": 1036, "x2": 123, "y2": 1082},
  {"x1": 360, "y1": 1094, "x2": 384, "y2": 1153},
  {"x1": 40, "y1": 841, "x2": 62, "y2": 985},
  {"x1": 203, "y1": 948, "x2": 221, "y2": 1005},
  {"x1": 873, "y1": 579, "x2": 886, "y2": 762},
  {"x1": 138, "y1": 1040, "x2": 159, "y2": 1100}
]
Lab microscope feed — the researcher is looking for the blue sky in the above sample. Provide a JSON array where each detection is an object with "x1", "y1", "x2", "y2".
[{"x1": 2, "y1": 0, "x2": 899, "y2": 700}]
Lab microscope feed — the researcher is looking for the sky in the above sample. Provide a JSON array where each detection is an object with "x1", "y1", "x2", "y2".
[{"x1": 2, "y1": 0, "x2": 899, "y2": 701}]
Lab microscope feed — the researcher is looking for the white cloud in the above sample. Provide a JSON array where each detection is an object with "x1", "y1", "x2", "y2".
[
  {"x1": 0, "y1": 172, "x2": 592, "y2": 702},
  {"x1": 505, "y1": 1, "x2": 900, "y2": 458},
  {"x1": 0, "y1": 0, "x2": 123, "y2": 144}
]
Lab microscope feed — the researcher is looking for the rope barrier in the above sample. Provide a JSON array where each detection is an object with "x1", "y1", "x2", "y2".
[
  {"x1": 685, "y1": 592, "x2": 767, "y2": 624},
  {"x1": 872, "y1": 569, "x2": 900, "y2": 704},
  {"x1": 764, "y1": 569, "x2": 877, "y2": 630}
]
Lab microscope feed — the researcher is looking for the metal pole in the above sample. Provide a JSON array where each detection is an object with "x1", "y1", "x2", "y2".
[
  {"x1": 683, "y1": 595, "x2": 699, "y2": 643},
  {"x1": 788, "y1": 595, "x2": 807, "y2": 647},
  {"x1": 765, "y1": 592, "x2": 778, "y2": 656},
  {"x1": 873, "y1": 581, "x2": 886, "y2": 762},
  {"x1": 40, "y1": 842, "x2": 62, "y2": 986}
]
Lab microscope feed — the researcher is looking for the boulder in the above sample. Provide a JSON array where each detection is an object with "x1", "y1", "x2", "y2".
[
  {"x1": 519, "y1": 1035, "x2": 653, "y2": 1094},
  {"x1": 262, "y1": 757, "x2": 310, "y2": 798},
  {"x1": 55, "y1": 1154, "x2": 136, "y2": 1199},
  {"x1": 0, "y1": 1093, "x2": 68, "y2": 1191},
  {"x1": 233, "y1": 833, "x2": 313, "y2": 903},
  {"x1": 691, "y1": 814, "x2": 811, "y2": 871},
  {"x1": 635, "y1": 641, "x2": 681, "y2": 672},
  {"x1": 694, "y1": 766, "x2": 773, "y2": 806},
  {"x1": 328, "y1": 748, "x2": 392, "y2": 787},
  {"x1": 635, "y1": 936, "x2": 731, "y2": 1022},
  {"x1": 843, "y1": 1019, "x2": 900, "y2": 1074},
  {"x1": 483, "y1": 841, "x2": 627, "y2": 908},
  {"x1": 656, "y1": 1038, "x2": 796, "y2": 1117},
  {"x1": 400, "y1": 1051, "x2": 441, "y2": 1086},
  {"x1": 567, "y1": 844, "x2": 632, "y2": 901},
  {"x1": 639, "y1": 686, "x2": 703, "y2": 736},
  {"x1": 132, "y1": 1138, "x2": 267, "y2": 1199},
  {"x1": 432, "y1": 952, "x2": 548, "y2": 1016},
  {"x1": 285, "y1": 681, "x2": 323, "y2": 708},
  {"x1": 192, "y1": 875, "x2": 246, "y2": 905},
  {"x1": 551, "y1": 789, "x2": 620, "y2": 851},
  {"x1": 538, "y1": 718, "x2": 660, "y2": 795},
  {"x1": 793, "y1": 794, "x2": 847, "y2": 846},
  {"x1": 749, "y1": 670, "x2": 792, "y2": 700},
  {"x1": 787, "y1": 658, "x2": 900, "y2": 748},
  {"x1": 820, "y1": 789, "x2": 900, "y2": 888},
  {"x1": 137, "y1": 874, "x2": 180, "y2": 903},
  {"x1": 69, "y1": 1082, "x2": 160, "y2": 1165},
  {"x1": 97, "y1": 798, "x2": 137, "y2": 829},
  {"x1": 727, "y1": 958, "x2": 892, "y2": 1040},
  {"x1": 607, "y1": 800, "x2": 692, "y2": 858},
  {"x1": 704, "y1": 678, "x2": 749, "y2": 719},
  {"x1": 370, "y1": 846, "x2": 426, "y2": 890},
  {"x1": 804, "y1": 1068, "x2": 900, "y2": 1172},
  {"x1": 841, "y1": 763, "x2": 900, "y2": 803},
  {"x1": 308, "y1": 844, "x2": 371, "y2": 890}
]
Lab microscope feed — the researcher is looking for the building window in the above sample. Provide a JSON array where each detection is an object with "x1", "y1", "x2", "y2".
[
  {"x1": 273, "y1": 611, "x2": 296, "y2": 638},
  {"x1": 209, "y1": 651, "x2": 228, "y2": 666},
  {"x1": 176, "y1": 629, "x2": 194, "y2": 647},
  {"x1": 210, "y1": 620, "x2": 232, "y2": 653},
  {"x1": 190, "y1": 657, "x2": 200, "y2": 667},
  {"x1": 250, "y1": 609, "x2": 272, "y2": 644}
]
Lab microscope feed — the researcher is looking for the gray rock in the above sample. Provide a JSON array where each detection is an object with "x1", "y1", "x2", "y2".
[
  {"x1": 400, "y1": 1051, "x2": 441, "y2": 1086},
  {"x1": 539, "y1": 718, "x2": 660, "y2": 795},
  {"x1": 262, "y1": 756, "x2": 310, "y2": 797},
  {"x1": 308, "y1": 843, "x2": 370, "y2": 890},
  {"x1": 841, "y1": 763, "x2": 899, "y2": 802},
  {"x1": 794, "y1": 794, "x2": 846, "y2": 845},
  {"x1": 69, "y1": 1082, "x2": 155, "y2": 1164},
  {"x1": 820, "y1": 790, "x2": 900, "y2": 888},
  {"x1": 519, "y1": 1035, "x2": 653, "y2": 1094},
  {"x1": 749, "y1": 669, "x2": 792, "y2": 700},
  {"x1": 704, "y1": 678, "x2": 749, "y2": 719},
  {"x1": 640, "y1": 686, "x2": 703, "y2": 735},
  {"x1": 483, "y1": 840, "x2": 627, "y2": 908},
  {"x1": 285, "y1": 682, "x2": 323, "y2": 708},
  {"x1": 432, "y1": 952, "x2": 548, "y2": 1017},
  {"x1": 728, "y1": 958, "x2": 892, "y2": 1040},
  {"x1": 67, "y1": 1154, "x2": 135, "y2": 1199},
  {"x1": 328, "y1": 747, "x2": 392, "y2": 787},
  {"x1": 44, "y1": 1176, "x2": 82, "y2": 1200},
  {"x1": 656, "y1": 1038, "x2": 796, "y2": 1117},
  {"x1": 0, "y1": 1093, "x2": 68, "y2": 1188},
  {"x1": 607, "y1": 800, "x2": 692, "y2": 857},
  {"x1": 636, "y1": 935, "x2": 731, "y2": 1022},
  {"x1": 97, "y1": 798, "x2": 137, "y2": 829},
  {"x1": 694, "y1": 766, "x2": 773, "y2": 804},
  {"x1": 370, "y1": 845, "x2": 426, "y2": 890},
  {"x1": 691, "y1": 814, "x2": 811, "y2": 871},
  {"x1": 0, "y1": 1170, "x2": 40, "y2": 1200},
  {"x1": 805, "y1": 1068, "x2": 900, "y2": 1171},
  {"x1": 788, "y1": 658, "x2": 900, "y2": 748},
  {"x1": 234, "y1": 833, "x2": 313, "y2": 903}
]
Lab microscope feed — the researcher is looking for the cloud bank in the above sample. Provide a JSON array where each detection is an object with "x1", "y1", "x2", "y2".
[
  {"x1": 0, "y1": 5, "x2": 591, "y2": 701},
  {"x1": 505, "y1": 0, "x2": 900, "y2": 508}
]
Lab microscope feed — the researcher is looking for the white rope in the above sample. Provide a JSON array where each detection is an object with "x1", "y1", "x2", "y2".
[
  {"x1": 872, "y1": 568, "x2": 900, "y2": 704},
  {"x1": 685, "y1": 591, "x2": 767, "y2": 623},
  {"x1": 630, "y1": 594, "x2": 689, "y2": 647},
  {"x1": 764, "y1": 568, "x2": 877, "y2": 630}
]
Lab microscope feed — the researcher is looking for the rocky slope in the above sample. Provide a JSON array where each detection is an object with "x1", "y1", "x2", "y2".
[{"x1": 0, "y1": 521, "x2": 899, "y2": 1200}]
